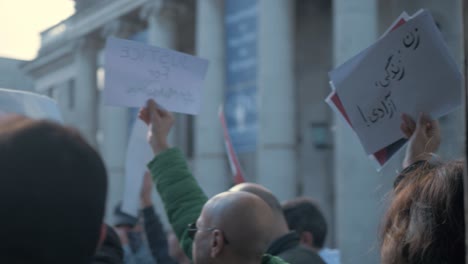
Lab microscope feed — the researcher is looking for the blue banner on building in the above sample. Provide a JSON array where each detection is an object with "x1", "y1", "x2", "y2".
[{"x1": 224, "y1": 0, "x2": 258, "y2": 153}]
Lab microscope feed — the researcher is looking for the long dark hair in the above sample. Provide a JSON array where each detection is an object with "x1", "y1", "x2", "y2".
[{"x1": 381, "y1": 160, "x2": 465, "y2": 264}]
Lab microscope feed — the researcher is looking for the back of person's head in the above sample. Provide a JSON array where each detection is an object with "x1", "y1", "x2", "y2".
[
  {"x1": 229, "y1": 183, "x2": 283, "y2": 215},
  {"x1": 282, "y1": 197, "x2": 328, "y2": 249},
  {"x1": 0, "y1": 115, "x2": 108, "y2": 264},
  {"x1": 193, "y1": 191, "x2": 274, "y2": 264},
  {"x1": 229, "y1": 182, "x2": 289, "y2": 240},
  {"x1": 381, "y1": 160, "x2": 465, "y2": 264}
]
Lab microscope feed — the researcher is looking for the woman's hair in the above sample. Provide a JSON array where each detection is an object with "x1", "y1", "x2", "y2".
[{"x1": 381, "y1": 159, "x2": 465, "y2": 264}]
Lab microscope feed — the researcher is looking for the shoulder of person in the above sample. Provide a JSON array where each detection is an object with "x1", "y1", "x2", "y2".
[{"x1": 262, "y1": 254, "x2": 290, "y2": 264}]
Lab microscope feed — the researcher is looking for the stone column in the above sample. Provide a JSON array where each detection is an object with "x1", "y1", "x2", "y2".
[
  {"x1": 193, "y1": 0, "x2": 229, "y2": 197},
  {"x1": 142, "y1": 0, "x2": 179, "y2": 48},
  {"x1": 296, "y1": 0, "x2": 335, "y2": 246},
  {"x1": 424, "y1": 0, "x2": 464, "y2": 160},
  {"x1": 256, "y1": 0, "x2": 296, "y2": 202},
  {"x1": 138, "y1": 0, "x2": 190, "y2": 228},
  {"x1": 141, "y1": 0, "x2": 186, "y2": 147},
  {"x1": 333, "y1": 1, "x2": 387, "y2": 263},
  {"x1": 74, "y1": 37, "x2": 98, "y2": 147},
  {"x1": 99, "y1": 19, "x2": 136, "y2": 221}
]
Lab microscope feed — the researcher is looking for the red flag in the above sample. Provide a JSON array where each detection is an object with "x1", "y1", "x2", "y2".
[{"x1": 219, "y1": 105, "x2": 246, "y2": 184}]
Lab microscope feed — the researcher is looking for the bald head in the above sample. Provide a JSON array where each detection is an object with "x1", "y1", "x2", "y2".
[
  {"x1": 194, "y1": 191, "x2": 274, "y2": 263},
  {"x1": 229, "y1": 183, "x2": 289, "y2": 239},
  {"x1": 230, "y1": 183, "x2": 283, "y2": 214}
]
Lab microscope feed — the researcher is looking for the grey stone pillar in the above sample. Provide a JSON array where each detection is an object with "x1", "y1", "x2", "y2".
[
  {"x1": 421, "y1": 0, "x2": 464, "y2": 160},
  {"x1": 383, "y1": 0, "x2": 465, "y2": 160},
  {"x1": 139, "y1": 0, "x2": 190, "y2": 228},
  {"x1": 75, "y1": 37, "x2": 98, "y2": 147},
  {"x1": 193, "y1": 0, "x2": 229, "y2": 197},
  {"x1": 141, "y1": 0, "x2": 187, "y2": 148},
  {"x1": 256, "y1": 0, "x2": 296, "y2": 202},
  {"x1": 99, "y1": 20, "x2": 135, "y2": 222},
  {"x1": 296, "y1": 0, "x2": 335, "y2": 246},
  {"x1": 333, "y1": 0, "x2": 384, "y2": 263}
]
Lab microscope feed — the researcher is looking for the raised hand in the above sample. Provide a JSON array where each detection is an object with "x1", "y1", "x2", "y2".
[
  {"x1": 400, "y1": 113, "x2": 440, "y2": 168},
  {"x1": 138, "y1": 99, "x2": 175, "y2": 155}
]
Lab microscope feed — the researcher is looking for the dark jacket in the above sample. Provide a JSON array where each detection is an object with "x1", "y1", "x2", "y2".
[
  {"x1": 142, "y1": 206, "x2": 178, "y2": 264},
  {"x1": 91, "y1": 224, "x2": 124, "y2": 264},
  {"x1": 266, "y1": 228, "x2": 326, "y2": 264}
]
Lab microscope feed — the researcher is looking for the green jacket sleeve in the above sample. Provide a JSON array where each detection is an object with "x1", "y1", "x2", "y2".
[
  {"x1": 262, "y1": 254, "x2": 290, "y2": 264},
  {"x1": 147, "y1": 148, "x2": 208, "y2": 260}
]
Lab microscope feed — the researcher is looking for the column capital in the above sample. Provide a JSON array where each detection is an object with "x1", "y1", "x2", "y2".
[
  {"x1": 75, "y1": 36, "x2": 99, "y2": 52},
  {"x1": 140, "y1": 0, "x2": 189, "y2": 22},
  {"x1": 100, "y1": 19, "x2": 142, "y2": 39}
]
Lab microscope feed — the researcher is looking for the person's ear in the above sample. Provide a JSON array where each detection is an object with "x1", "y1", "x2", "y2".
[
  {"x1": 210, "y1": 230, "x2": 225, "y2": 258},
  {"x1": 299, "y1": 231, "x2": 314, "y2": 248}
]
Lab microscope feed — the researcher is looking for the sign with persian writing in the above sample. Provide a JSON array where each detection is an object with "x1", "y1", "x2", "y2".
[
  {"x1": 104, "y1": 37, "x2": 209, "y2": 115},
  {"x1": 332, "y1": 10, "x2": 462, "y2": 154}
]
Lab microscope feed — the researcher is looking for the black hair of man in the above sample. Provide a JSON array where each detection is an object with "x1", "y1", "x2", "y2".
[
  {"x1": 282, "y1": 197, "x2": 327, "y2": 249},
  {"x1": 0, "y1": 116, "x2": 108, "y2": 264}
]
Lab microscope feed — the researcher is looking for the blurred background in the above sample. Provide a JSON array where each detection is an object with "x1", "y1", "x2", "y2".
[{"x1": 0, "y1": 0, "x2": 465, "y2": 263}]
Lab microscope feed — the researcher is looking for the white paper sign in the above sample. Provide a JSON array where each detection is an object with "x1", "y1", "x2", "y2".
[
  {"x1": 329, "y1": 12, "x2": 411, "y2": 89},
  {"x1": 0, "y1": 88, "x2": 63, "y2": 122},
  {"x1": 104, "y1": 37, "x2": 209, "y2": 115},
  {"x1": 333, "y1": 10, "x2": 462, "y2": 154},
  {"x1": 121, "y1": 118, "x2": 154, "y2": 217}
]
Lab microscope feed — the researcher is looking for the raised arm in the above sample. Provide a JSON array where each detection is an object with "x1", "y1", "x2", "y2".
[
  {"x1": 139, "y1": 99, "x2": 208, "y2": 260},
  {"x1": 140, "y1": 171, "x2": 177, "y2": 264}
]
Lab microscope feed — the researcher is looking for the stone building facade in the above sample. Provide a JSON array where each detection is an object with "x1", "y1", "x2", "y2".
[{"x1": 22, "y1": 0, "x2": 465, "y2": 263}]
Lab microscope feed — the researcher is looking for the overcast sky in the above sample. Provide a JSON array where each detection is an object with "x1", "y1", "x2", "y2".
[{"x1": 0, "y1": 0, "x2": 74, "y2": 60}]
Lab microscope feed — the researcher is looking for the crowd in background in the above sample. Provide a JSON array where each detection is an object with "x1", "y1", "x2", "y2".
[{"x1": 0, "y1": 99, "x2": 464, "y2": 263}]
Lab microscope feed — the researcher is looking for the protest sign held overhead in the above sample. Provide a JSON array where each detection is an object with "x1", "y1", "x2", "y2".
[
  {"x1": 103, "y1": 37, "x2": 209, "y2": 115},
  {"x1": 327, "y1": 10, "x2": 462, "y2": 169}
]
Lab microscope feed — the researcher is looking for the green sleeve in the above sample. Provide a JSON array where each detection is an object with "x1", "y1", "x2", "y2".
[
  {"x1": 262, "y1": 254, "x2": 290, "y2": 264},
  {"x1": 147, "y1": 148, "x2": 208, "y2": 260}
]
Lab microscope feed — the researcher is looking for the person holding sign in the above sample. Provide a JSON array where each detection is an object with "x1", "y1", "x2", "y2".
[
  {"x1": 139, "y1": 99, "x2": 288, "y2": 264},
  {"x1": 380, "y1": 113, "x2": 464, "y2": 264}
]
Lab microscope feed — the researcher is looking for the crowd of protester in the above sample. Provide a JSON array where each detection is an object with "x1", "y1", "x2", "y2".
[{"x1": 0, "y1": 98, "x2": 464, "y2": 263}]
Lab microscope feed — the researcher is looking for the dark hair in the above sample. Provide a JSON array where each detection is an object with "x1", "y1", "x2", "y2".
[
  {"x1": 282, "y1": 197, "x2": 327, "y2": 248},
  {"x1": 0, "y1": 116, "x2": 108, "y2": 263},
  {"x1": 381, "y1": 160, "x2": 465, "y2": 264}
]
